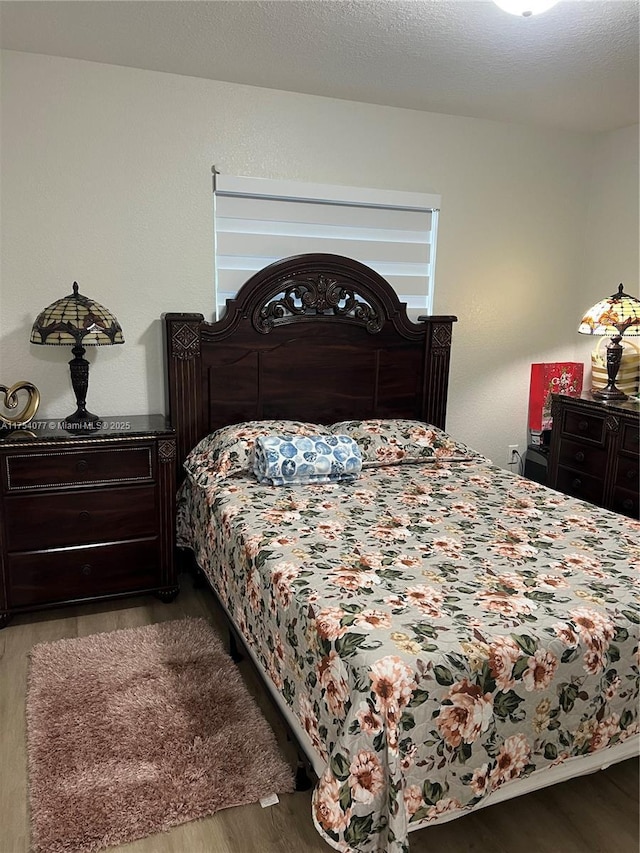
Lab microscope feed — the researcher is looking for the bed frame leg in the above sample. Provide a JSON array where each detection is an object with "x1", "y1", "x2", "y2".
[
  {"x1": 191, "y1": 565, "x2": 207, "y2": 589},
  {"x1": 177, "y1": 548, "x2": 207, "y2": 589},
  {"x1": 295, "y1": 760, "x2": 312, "y2": 791},
  {"x1": 229, "y1": 629, "x2": 244, "y2": 663}
]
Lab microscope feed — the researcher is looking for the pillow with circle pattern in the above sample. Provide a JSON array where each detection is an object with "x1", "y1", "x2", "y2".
[{"x1": 253, "y1": 433, "x2": 362, "y2": 485}]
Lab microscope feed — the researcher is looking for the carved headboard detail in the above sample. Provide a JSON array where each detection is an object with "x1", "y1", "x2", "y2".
[
  {"x1": 254, "y1": 271, "x2": 383, "y2": 334},
  {"x1": 164, "y1": 254, "x2": 457, "y2": 475}
]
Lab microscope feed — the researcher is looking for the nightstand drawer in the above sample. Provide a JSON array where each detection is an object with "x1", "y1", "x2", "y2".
[
  {"x1": 8, "y1": 539, "x2": 160, "y2": 607},
  {"x1": 3, "y1": 486, "x2": 157, "y2": 551},
  {"x1": 562, "y1": 410, "x2": 605, "y2": 444},
  {"x1": 621, "y1": 422, "x2": 639, "y2": 455},
  {"x1": 555, "y1": 466, "x2": 604, "y2": 505},
  {"x1": 557, "y1": 438, "x2": 607, "y2": 476},
  {"x1": 5, "y1": 446, "x2": 153, "y2": 491}
]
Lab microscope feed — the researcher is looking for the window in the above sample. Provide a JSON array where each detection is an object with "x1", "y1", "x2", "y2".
[{"x1": 213, "y1": 173, "x2": 440, "y2": 319}]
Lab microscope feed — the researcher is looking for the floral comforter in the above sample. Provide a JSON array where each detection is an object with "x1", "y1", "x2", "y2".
[{"x1": 177, "y1": 459, "x2": 640, "y2": 853}]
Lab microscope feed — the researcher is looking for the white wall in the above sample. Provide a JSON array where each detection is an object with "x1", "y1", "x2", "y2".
[
  {"x1": 575, "y1": 124, "x2": 639, "y2": 380},
  {"x1": 0, "y1": 49, "x2": 624, "y2": 467}
]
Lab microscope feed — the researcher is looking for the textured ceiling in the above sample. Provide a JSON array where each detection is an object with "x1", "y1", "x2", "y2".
[{"x1": 0, "y1": 0, "x2": 638, "y2": 134}]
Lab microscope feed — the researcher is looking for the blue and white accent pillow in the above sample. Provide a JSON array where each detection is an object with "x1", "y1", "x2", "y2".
[{"x1": 253, "y1": 434, "x2": 362, "y2": 486}]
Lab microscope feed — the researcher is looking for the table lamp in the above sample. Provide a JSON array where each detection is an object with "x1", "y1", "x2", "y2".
[
  {"x1": 30, "y1": 282, "x2": 124, "y2": 427},
  {"x1": 578, "y1": 283, "x2": 640, "y2": 401}
]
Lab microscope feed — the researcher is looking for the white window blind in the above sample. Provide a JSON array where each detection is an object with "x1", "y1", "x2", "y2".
[{"x1": 213, "y1": 174, "x2": 440, "y2": 320}]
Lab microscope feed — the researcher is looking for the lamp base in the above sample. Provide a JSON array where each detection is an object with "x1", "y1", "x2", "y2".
[
  {"x1": 65, "y1": 344, "x2": 101, "y2": 431},
  {"x1": 64, "y1": 408, "x2": 101, "y2": 432},
  {"x1": 592, "y1": 334, "x2": 628, "y2": 401},
  {"x1": 591, "y1": 385, "x2": 628, "y2": 402}
]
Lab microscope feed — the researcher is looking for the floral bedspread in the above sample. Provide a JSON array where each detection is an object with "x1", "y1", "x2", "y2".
[{"x1": 177, "y1": 459, "x2": 640, "y2": 853}]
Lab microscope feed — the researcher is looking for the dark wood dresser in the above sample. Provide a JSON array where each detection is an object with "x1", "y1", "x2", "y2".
[
  {"x1": 547, "y1": 394, "x2": 639, "y2": 519},
  {"x1": 0, "y1": 415, "x2": 178, "y2": 627}
]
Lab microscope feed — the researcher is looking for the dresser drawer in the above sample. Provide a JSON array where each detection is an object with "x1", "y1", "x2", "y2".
[
  {"x1": 562, "y1": 409, "x2": 605, "y2": 444},
  {"x1": 614, "y1": 454, "x2": 639, "y2": 488},
  {"x1": 3, "y1": 486, "x2": 157, "y2": 551},
  {"x1": 555, "y1": 467, "x2": 604, "y2": 505},
  {"x1": 5, "y1": 446, "x2": 153, "y2": 491},
  {"x1": 611, "y1": 487, "x2": 639, "y2": 519},
  {"x1": 7, "y1": 539, "x2": 160, "y2": 607},
  {"x1": 620, "y1": 422, "x2": 639, "y2": 455},
  {"x1": 557, "y1": 438, "x2": 607, "y2": 477}
]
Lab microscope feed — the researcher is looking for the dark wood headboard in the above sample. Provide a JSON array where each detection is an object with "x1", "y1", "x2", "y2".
[{"x1": 164, "y1": 253, "x2": 457, "y2": 472}]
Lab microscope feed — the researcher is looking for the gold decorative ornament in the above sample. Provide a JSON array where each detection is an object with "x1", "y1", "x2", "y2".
[{"x1": 0, "y1": 381, "x2": 41, "y2": 426}]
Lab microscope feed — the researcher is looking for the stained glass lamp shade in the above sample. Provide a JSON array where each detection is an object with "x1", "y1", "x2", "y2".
[
  {"x1": 30, "y1": 282, "x2": 124, "y2": 427},
  {"x1": 578, "y1": 283, "x2": 640, "y2": 401}
]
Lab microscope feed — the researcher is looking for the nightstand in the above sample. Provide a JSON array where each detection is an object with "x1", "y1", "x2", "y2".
[
  {"x1": 0, "y1": 415, "x2": 178, "y2": 627},
  {"x1": 547, "y1": 394, "x2": 639, "y2": 519},
  {"x1": 523, "y1": 444, "x2": 549, "y2": 485}
]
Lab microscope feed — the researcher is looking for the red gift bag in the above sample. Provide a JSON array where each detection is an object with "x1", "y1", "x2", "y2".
[{"x1": 528, "y1": 362, "x2": 584, "y2": 434}]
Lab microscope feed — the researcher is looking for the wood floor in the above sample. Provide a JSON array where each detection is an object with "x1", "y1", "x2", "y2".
[{"x1": 1, "y1": 575, "x2": 638, "y2": 853}]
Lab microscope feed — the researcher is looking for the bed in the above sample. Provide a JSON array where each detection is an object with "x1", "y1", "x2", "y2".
[{"x1": 164, "y1": 253, "x2": 639, "y2": 853}]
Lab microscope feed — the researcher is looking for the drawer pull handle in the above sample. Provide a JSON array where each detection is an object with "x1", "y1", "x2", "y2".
[
  {"x1": 578, "y1": 420, "x2": 589, "y2": 432},
  {"x1": 570, "y1": 478, "x2": 582, "y2": 490},
  {"x1": 626, "y1": 469, "x2": 637, "y2": 481},
  {"x1": 81, "y1": 563, "x2": 92, "y2": 576},
  {"x1": 574, "y1": 451, "x2": 585, "y2": 463},
  {"x1": 79, "y1": 510, "x2": 91, "y2": 523},
  {"x1": 622, "y1": 499, "x2": 634, "y2": 512},
  {"x1": 76, "y1": 459, "x2": 88, "y2": 474}
]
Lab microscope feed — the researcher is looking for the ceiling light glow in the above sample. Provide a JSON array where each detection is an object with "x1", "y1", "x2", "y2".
[{"x1": 494, "y1": 0, "x2": 559, "y2": 16}]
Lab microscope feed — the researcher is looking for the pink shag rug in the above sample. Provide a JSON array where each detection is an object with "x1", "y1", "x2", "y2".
[{"x1": 26, "y1": 617, "x2": 294, "y2": 853}]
